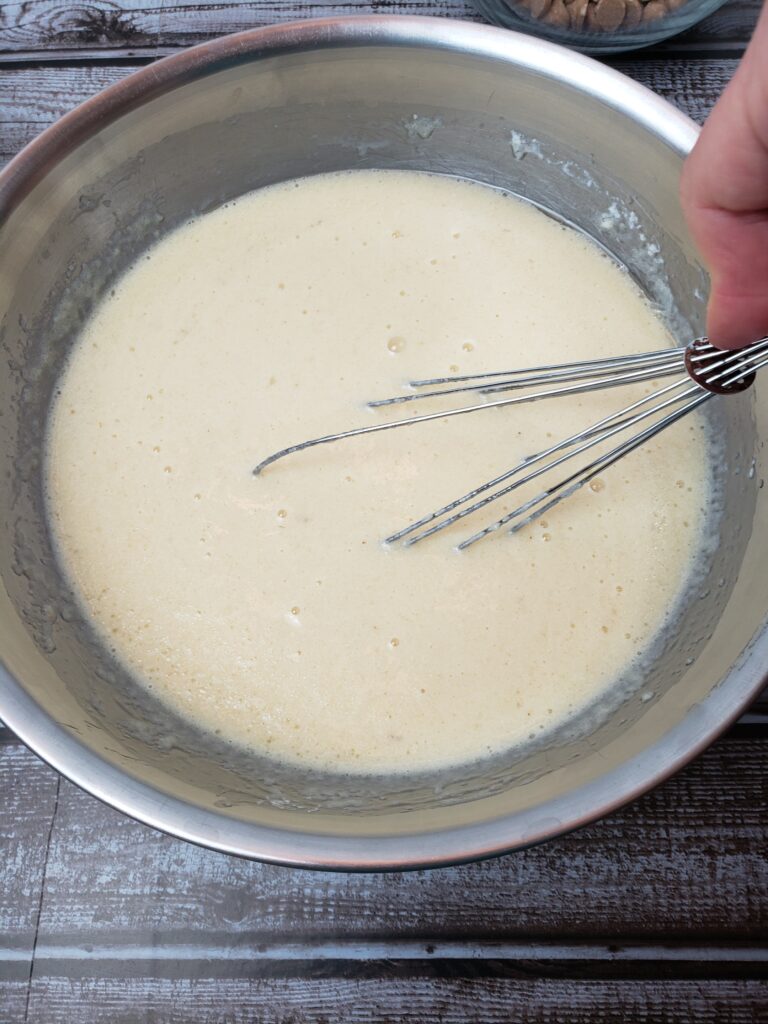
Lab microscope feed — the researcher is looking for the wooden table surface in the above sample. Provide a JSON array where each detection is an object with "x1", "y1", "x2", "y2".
[{"x1": 2, "y1": 2, "x2": 768, "y2": 1020}]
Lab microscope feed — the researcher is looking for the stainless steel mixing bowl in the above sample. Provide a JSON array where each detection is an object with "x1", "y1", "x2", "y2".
[{"x1": 0, "y1": 16, "x2": 765, "y2": 870}]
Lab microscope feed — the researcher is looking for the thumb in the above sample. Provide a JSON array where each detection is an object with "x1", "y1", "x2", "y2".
[
  {"x1": 680, "y1": 2, "x2": 768, "y2": 349},
  {"x1": 685, "y1": 203, "x2": 768, "y2": 349}
]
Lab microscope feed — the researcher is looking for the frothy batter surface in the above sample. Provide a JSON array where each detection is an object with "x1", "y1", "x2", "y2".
[{"x1": 46, "y1": 170, "x2": 710, "y2": 774}]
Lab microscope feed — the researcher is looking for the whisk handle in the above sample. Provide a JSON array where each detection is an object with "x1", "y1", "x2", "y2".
[{"x1": 684, "y1": 338, "x2": 761, "y2": 394}]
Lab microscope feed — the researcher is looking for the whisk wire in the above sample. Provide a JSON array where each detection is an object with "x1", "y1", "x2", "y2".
[
  {"x1": 254, "y1": 351, "x2": 684, "y2": 475},
  {"x1": 458, "y1": 393, "x2": 711, "y2": 549},
  {"x1": 395, "y1": 377, "x2": 703, "y2": 547},
  {"x1": 408, "y1": 346, "x2": 684, "y2": 388},
  {"x1": 384, "y1": 373, "x2": 700, "y2": 544},
  {"x1": 371, "y1": 354, "x2": 685, "y2": 407},
  {"x1": 458, "y1": 345, "x2": 768, "y2": 548},
  {"x1": 254, "y1": 337, "x2": 768, "y2": 547}
]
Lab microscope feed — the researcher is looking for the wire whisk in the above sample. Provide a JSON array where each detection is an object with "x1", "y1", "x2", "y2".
[{"x1": 254, "y1": 337, "x2": 768, "y2": 549}]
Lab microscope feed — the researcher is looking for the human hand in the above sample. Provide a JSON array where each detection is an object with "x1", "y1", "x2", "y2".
[{"x1": 680, "y1": 2, "x2": 768, "y2": 348}]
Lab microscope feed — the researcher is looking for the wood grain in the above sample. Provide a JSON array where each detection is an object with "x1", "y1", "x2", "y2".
[
  {"x1": 11, "y1": 0, "x2": 479, "y2": 55},
  {"x1": 21, "y1": 975, "x2": 768, "y2": 1022},
  {"x1": 0, "y1": 58, "x2": 740, "y2": 172},
  {"x1": 1, "y1": 981, "x2": 31, "y2": 1024},
  {"x1": 0, "y1": 740, "x2": 60, "y2": 1024},
  {"x1": 2, "y1": 21, "x2": 768, "y2": 1020},
  {"x1": 0, "y1": 733, "x2": 752, "y2": 947},
  {"x1": 0, "y1": 0, "x2": 761, "y2": 58},
  {"x1": 0, "y1": 64, "x2": 128, "y2": 166},
  {"x1": 0, "y1": 740, "x2": 60, "y2": 957},
  {"x1": 620, "y1": 57, "x2": 737, "y2": 122}
]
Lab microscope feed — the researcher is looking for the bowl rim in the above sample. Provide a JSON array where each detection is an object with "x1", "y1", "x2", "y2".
[{"x1": 1, "y1": 15, "x2": 763, "y2": 871}]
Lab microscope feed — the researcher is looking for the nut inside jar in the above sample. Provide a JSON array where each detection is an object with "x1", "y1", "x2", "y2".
[{"x1": 515, "y1": 0, "x2": 688, "y2": 31}]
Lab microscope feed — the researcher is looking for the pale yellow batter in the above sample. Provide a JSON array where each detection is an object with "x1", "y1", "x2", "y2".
[{"x1": 45, "y1": 170, "x2": 710, "y2": 774}]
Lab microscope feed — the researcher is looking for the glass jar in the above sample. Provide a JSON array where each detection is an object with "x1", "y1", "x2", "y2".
[{"x1": 472, "y1": 0, "x2": 729, "y2": 54}]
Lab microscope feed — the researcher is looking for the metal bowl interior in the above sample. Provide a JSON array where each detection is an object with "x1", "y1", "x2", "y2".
[{"x1": 0, "y1": 17, "x2": 766, "y2": 870}]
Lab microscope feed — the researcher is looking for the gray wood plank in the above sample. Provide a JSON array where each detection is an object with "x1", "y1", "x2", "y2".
[
  {"x1": 669, "y1": 0, "x2": 761, "y2": 50},
  {"x1": 0, "y1": 742, "x2": 60, "y2": 1024},
  {"x1": 10, "y1": 0, "x2": 479, "y2": 54},
  {"x1": 0, "y1": 741, "x2": 60, "y2": 955},
  {"x1": 22, "y1": 975, "x2": 768, "y2": 1023},
  {"x1": 619, "y1": 57, "x2": 736, "y2": 122},
  {"x1": 0, "y1": 64, "x2": 129, "y2": 167},
  {"x1": 0, "y1": 732, "x2": 752, "y2": 946},
  {"x1": 0, "y1": 0, "x2": 761, "y2": 58},
  {"x1": 0, "y1": 58, "x2": 739, "y2": 175},
  {"x1": 0, "y1": 981, "x2": 30, "y2": 1024}
]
